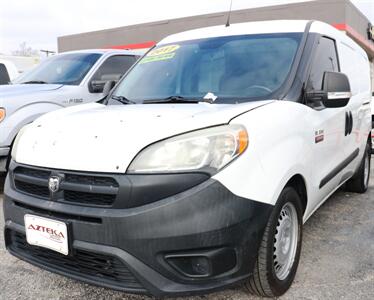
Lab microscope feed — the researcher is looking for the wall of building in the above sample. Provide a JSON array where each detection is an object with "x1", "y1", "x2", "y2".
[
  {"x1": 58, "y1": 0, "x2": 373, "y2": 91},
  {"x1": 58, "y1": 0, "x2": 350, "y2": 52},
  {"x1": 58, "y1": 0, "x2": 374, "y2": 52}
]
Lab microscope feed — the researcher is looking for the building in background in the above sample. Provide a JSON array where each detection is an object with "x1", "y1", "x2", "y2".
[{"x1": 58, "y1": 0, "x2": 374, "y2": 90}]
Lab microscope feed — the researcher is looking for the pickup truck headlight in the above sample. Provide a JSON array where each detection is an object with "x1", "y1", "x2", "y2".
[
  {"x1": 127, "y1": 125, "x2": 248, "y2": 174},
  {"x1": 0, "y1": 108, "x2": 5, "y2": 123}
]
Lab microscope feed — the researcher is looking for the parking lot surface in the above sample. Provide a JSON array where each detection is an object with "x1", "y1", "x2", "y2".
[{"x1": 0, "y1": 162, "x2": 373, "y2": 300}]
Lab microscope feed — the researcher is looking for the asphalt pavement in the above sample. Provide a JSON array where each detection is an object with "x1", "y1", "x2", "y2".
[{"x1": 0, "y1": 162, "x2": 373, "y2": 300}]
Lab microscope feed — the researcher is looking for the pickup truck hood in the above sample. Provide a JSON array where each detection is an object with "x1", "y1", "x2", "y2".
[
  {"x1": 0, "y1": 84, "x2": 63, "y2": 106},
  {"x1": 14, "y1": 101, "x2": 273, "y2": 173}
]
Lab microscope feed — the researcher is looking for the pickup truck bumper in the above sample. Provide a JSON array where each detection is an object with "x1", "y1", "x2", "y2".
[
  {"x1": 0, "y1": 147, "x2": 10, "y2": 172},
  {"x1": 3, "y1": 162, "x2": 273, "y2": 297}
]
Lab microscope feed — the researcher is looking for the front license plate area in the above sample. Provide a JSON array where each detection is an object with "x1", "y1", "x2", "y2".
[{"x1": 24, "y1": 214, "x2": 69, "y2": 255}]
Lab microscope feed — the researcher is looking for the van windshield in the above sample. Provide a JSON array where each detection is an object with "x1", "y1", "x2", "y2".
[
  {"x1": 14, "y1": 53, "x2": 102, "y2": 85},
  {"x1": 110, "y1": 33, "x2": 302, "y2": 104}
]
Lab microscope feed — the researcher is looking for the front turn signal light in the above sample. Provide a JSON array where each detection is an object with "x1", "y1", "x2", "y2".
[{"x1": 0, "y1": 108, "x2": 5, "y2": 123}]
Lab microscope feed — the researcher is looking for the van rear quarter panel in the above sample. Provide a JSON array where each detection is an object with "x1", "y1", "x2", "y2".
[{"x1": 339, "y1": 41, "x2": 371, "y2": 166}]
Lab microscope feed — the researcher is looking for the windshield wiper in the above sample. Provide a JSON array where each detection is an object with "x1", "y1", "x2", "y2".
[
  {"x1": 22, "y1": 80, "x2": 48, "y2": 84},
  {"x1": 111, "y1": 95, "x2": 136, "y2": 105},
  {"x1": 143, "y1": 95, "x2": 202, "y2": 104}
]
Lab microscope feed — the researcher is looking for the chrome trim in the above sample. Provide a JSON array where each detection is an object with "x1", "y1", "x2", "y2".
[{"x1": 327, "y1": 92, "x2": 351, "y2": 99}]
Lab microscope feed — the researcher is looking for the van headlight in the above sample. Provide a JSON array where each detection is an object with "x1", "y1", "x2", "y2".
[{"x1": 127, "y1": 125, "x2": 248, "y2": 174}]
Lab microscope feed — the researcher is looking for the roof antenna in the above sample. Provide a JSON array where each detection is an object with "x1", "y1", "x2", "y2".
[{"x1": 225, "y1": 0, "x2": 233, "y2": 27}]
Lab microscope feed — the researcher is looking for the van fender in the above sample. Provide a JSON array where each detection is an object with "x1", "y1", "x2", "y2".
[{"x1": 214, "y1": 101, "x2": 313, "y2": 210}]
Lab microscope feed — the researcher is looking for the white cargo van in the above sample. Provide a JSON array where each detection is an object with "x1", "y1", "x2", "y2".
[{"x1": 4, "y1": 20, "x2": 372, "y2": 298}]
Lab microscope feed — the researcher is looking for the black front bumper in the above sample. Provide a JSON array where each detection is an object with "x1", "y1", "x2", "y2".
[{"x1": 3, "y1": 163, "x2": 272, "y2": 297}]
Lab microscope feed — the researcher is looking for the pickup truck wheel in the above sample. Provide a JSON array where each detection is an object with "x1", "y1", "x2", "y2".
[
  {"x1": 245, "y1": 187, "x2": 303, "y2": 297},
  {"x1": 345, "y1": 142, "x2": 371, "y2": 193}
]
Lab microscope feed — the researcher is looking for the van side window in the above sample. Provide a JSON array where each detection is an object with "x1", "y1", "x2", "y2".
[
  {"x1": 307, "y1": 37, "x2": 339, "y2": 91},
  {"x1": 91, "y1": 55, "x2": 137, "y2": 84},
  {"x1": 0, "y1": 63, "x2": 10, "y2": 85}
]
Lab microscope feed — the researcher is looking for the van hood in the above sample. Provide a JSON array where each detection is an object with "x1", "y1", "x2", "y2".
[
  {"x1": 0, "y1": 84, "x2": 63, "y2": 106},
  {"x1": 13, "y1": 101, "x2": 273, "y2": 173}
]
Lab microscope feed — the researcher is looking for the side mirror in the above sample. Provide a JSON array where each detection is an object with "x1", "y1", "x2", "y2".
[
  {"x1": 96, "y1": 81, "x2": 116, "y2": 104},
  {"x1": 89, "y1": 80, "x2": 105, "y2": 93},
  {"x1": 89, "y1": 74, "x2": 122, "y2": 93},
  {"x1": 102, "y1": 80, "x2": 116, "y2": 98},
  {"x1": 306, "y1": 71, "x2": 351, "y2": 108}
]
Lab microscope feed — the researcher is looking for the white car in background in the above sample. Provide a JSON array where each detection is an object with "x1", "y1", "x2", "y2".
[{"x1": 0, "y1": 49, "x2": 143, "y2": 172}]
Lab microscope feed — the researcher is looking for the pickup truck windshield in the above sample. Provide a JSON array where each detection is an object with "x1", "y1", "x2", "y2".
[
  {"x1": 14, "y1": 53, "x2": 102, "y2": 85},
  {"x1": 110, "y1": 33, "x2": 302, "y2": 104}
]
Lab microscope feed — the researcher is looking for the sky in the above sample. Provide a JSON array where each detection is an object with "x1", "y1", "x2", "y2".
[{"x1": 0, "y1": 0, "x2": 373, "y2": 55}]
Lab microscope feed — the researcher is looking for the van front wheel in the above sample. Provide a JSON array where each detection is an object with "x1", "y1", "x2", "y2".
[{"x1": 245, "y1": 187, "x2": 303, "y2": 297}]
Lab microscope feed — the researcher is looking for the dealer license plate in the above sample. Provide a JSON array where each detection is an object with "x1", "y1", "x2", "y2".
[{"x1": 24, "y1": 214, "x2": 69, "y2": 255}]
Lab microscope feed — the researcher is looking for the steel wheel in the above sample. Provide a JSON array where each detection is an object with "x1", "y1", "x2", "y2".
[
  {"x1": 245, "y1": 187, "x2": 303, "y2": 297},
  {"x1": 273, "y1": 202, "x2": 299, "y2": 281}
]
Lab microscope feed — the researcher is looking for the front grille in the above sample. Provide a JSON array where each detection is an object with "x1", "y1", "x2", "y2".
[
  {"x1": 64, "y1": 190, "x2": 116, "y2": 205},
  {"x1": 7, "y1": 230, "x2": 145, "y2": 291},
  {"x1": 14, "y1": 180, "x2": 49, "y2": 198},
  {"x1": 12, "y1": 166, "x2": 118, "y2": 207},
  {"x1": 14, "y1": 201, "x2": 102, "y2": 224},
  {"x1": 65, "y1": 174, "x2": 117, "y2": 186},
  {"x1": 16, "y1": 167, "x2": 50, "y2": 179}
]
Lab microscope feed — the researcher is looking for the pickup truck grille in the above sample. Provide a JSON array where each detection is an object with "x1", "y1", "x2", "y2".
[
  {"x1": 7, "y1": 230, "x2": 145, "y2": 292},
  {"x1": 13, "y1": 166, "x2": 118, "y2": 207}
]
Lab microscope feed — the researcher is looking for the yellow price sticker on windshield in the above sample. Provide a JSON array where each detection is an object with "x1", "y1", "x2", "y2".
[
  {"x1": 139, "y1": 44, "x2": 180, "y2": 64},
  {"x1": 147, "y1": 45, "x2": 180, "y2": 57}
]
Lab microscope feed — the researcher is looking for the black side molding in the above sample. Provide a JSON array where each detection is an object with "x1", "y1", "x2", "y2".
[{"x1": 319, "y1": 148, "x2": 359, "y2": 189}]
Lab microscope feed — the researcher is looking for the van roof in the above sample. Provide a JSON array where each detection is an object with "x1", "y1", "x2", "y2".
[
  {"x1": 159, "y1": 20, "x2": 311, "y2": 45},
  {"x1": 158, "y1": 19, "x2": 367, "y2": 59}
]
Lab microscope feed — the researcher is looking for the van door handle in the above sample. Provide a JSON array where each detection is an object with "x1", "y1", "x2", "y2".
[{"x1": 345, "y1": 111, "x2": 353, "y2": 136}]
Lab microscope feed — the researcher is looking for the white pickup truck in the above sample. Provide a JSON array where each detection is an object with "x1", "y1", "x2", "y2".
[{"x1": 0, "y1": 49, "x2": 143, "y2": 172}]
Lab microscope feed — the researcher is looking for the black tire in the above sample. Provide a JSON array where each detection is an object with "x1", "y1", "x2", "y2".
[
  {"x1": 245, "y1": 187, "x2": 303, "y2": 297},
  {"x1": 4, "y1": 137, "x2": 16, "y2": 173},
  {"x1": 5, "y1": 153, "x2": 11, "y2": 171},
  {"x1": 345, "y1": 142, "x2": 371, "y2": 194}
]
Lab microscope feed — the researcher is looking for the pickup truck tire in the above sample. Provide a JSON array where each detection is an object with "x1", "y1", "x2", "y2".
[
  {"x1": 345, "y1": 142, "x2": 371, "y2": 193},
  {"x1": 245, "y1": 186, "x2": 303, "y2": 297}
]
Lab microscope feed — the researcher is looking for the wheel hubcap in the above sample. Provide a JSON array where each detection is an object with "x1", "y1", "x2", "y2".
[{"x1": 273, "y1": 202, "x2": 299, "y2": 281}]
